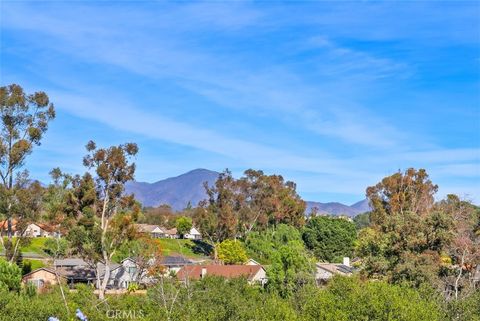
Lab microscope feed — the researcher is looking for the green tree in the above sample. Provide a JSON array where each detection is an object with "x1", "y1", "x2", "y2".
[
  {"x1": 44, "y1": 237, "x2": 68, "y2": 258},
  {"x1": 81, "y1": 140, "x2": 139, "y2": 299},
  {"x1": 267, "y1": 239, "x2": 315, "y2": 298},
  {"x1": 301, "y1": 276, "x2": 444, "y2": 321},
  {"x1": 302, "y1": 216, "x2": 357, "y2": 262},
  {"x1": 195, "y1": 169, "x2": 307, "y2": 254},
  {"x1": 357, "y1": 169, "x2": 455, "y2": 290},
  {"x1": 175, "y1": 216, "x2": 192, "y2": 239},
  {"x1": 217, "y1": 239, "x2": 248, "y2": 264},
  {"x1": 0, "y1": 258, "x2": 22, "y2": 292},
  {"x1": 142, "y1": 204, "x2": 175, "y2": 227},
  {"x1": 0, "y1": 84, "x2": 55, "y2": 261},
  {"x1": 353, "y1": 212, "x2": 370, "y2": 230},
  {"x1": 245, "y1": 224, "x2": 303, "y2": 264},
  {"x1": 366, "y1": 168, "x2": 437, "y2": 227},
  {"x1": 1, "y1": 172, "x2": 44, "y2": 262},
  {"x1": 237, "y1": 169, "x2": 306, "y2": 234}
]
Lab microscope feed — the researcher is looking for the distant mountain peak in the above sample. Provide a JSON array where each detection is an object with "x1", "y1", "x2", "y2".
[
  {"x1": 306, "y1": 199, "x2": 371, "y2": 217},
  {"x1": 126, "y1": 169, "x2": 219, "y2": 210},
  {"x1": 126, "y1": 169, "x2": 369, "y2": 216}
]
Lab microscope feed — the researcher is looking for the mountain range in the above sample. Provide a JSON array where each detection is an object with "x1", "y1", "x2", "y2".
[{"x1": 125, "y1": 169, "x2": 370, "y2": 216}]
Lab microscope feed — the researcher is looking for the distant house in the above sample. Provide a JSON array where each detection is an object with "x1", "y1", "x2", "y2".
[
  {"x1": 158, "y1": 255, "x2": 194, "y2": 274},
  {"x1": 315, "y1": 257, "x2": 355, "y2": 283},
  {"x1": 54, "y1": 258, "x2": 90, "y2": 267},
  {"x1": 176, "y1": 264, "x2": 267, "y2": 285},
  {"x1": 24, "y1": 223, "x2": 61, "y2": 238},
  {"x1": 0, "y1": 219, "x2": 18, "y2": 237},
  {"x1": 184, "y1": 227, "x2": 202, "y2": 240},
  {"x1": 22, "y1": 268, "x2": 65, "y2": 289},
  {"x1": 36, "y1": 223, "x2": 62, "y2": 238},
  {"x1": 164, "y1": 227, "x2": 179, "y2": 239},
  {"x1": 98, "y1": 257, "x2": 152, "y2": 289},
  {"x1": 134, "y1": 224, "x2": 165, "y2": 238},
  {"x1": 53, "y1": 257, "x2": 150, "y2": 289},
  {"x1": 163, "y1": 226, "x2": 202, "y2": 239},
  {"x1": 54, "y1": 258, "x2": 96, "y2": 286},
  {"x1": 0, "y1": 220, "x2": 61, "y2": 238}
]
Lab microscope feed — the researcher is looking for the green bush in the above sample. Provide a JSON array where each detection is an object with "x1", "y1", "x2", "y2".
[
  {"x1": 0, "y1": 258, "x2": 22, "y2": 292},
  {"x1": 301, "y1": 276, "x2": 444, "y2": 321},
  {"x1": 0, "y1": 273, "x2": 458, "y2": 321}
]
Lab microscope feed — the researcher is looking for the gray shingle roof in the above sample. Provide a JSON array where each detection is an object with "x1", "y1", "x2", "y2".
[
  {"x1": 159, "y1": 255, "x2": 193, "y2": 266},
  {"x1": 54, "y1": 258, "x2": 88, "y2": 267}
]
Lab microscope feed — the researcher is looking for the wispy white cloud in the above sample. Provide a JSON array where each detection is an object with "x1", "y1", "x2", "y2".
[
  {"x1": 1, "y1": 1, "x2": 410, "y2": 149},
  {"x1": 2, "y1": 1, "x2": 478, "y2": 203}
]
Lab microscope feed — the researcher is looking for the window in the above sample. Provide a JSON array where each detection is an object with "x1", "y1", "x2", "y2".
[
  {"x1": 30, "y1": 279, "x2": 44, "y2": 288},
  {"x1": 128, "y1": 267, "x2": 137, "y2": 276}
]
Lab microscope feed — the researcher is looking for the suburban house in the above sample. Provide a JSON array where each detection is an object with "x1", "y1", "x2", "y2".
[
  {"x1": 164, "y1": 227, "x2": 179, "y2": 239},
  {"x1": 54, "y1": 258, "x2": 96, "y2": 286},
  {"x1": 176, "y1": 264, "x2": 267, "y2": 285},
  {"x1": 158, "y1": 255, "x2": 194, "y2": 274},
  {"x1": 0, "y1": 220, "x2": 61, "y2": 238},
  {"x1": 98, "y1": 257, "x2": 152, "y2": 289},
  {"x1": 22, "y1": 268, "x2": 66, "y2": 289},
  {"x1": 133, "y1": 224, "x2": 202, "y2": 240},
  {"x1": 184, "y1": 227, "x2": 202, "y2": 240},
  {"x1": 53, "y1": 257, "x2": 152, "y2": 289},
  {"x1": 0, "y1": 219, "x2": 22, "y2": 237},
  {"x1": 164, "y1": 226, "x2": 202, "y2": 239},
  {"x1": 134, "y1": 224, "x2": 165, "y2": 238},
  {"x1": 24, "y1": 223, "x2": 61, "y2": 238},
  {"x1": 315, "y1": 257, "x2": 355, "y2": 283}
]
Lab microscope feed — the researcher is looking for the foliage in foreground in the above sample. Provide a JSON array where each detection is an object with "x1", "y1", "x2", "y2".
[{"x1": 1, "y1": 276, "x2": 475, "y2": 321}]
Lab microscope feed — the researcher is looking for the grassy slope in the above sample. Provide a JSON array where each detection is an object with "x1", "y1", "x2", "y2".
[
  {"x1": 158, "y1": 239, "x2": 211, "y2": 259},
  {"x1": 24, "y1": 259, "x2": 46, "y2": 270},
  {"x1": 1, "y1": 237, "x2": 49, "y2": 256},
  {"x1": 20, "y1": 238, "x2": 49, "y2": 254},
  {"x1": 2, "y1": 237, "x2": 211, "y2": 260}
]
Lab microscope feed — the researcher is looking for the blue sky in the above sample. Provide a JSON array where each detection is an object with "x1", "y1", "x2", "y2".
[{"x1": 1, "y1": 1, "x2": 479, "y2": 204}]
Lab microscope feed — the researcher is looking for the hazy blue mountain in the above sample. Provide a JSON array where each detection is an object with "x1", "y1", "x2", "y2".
[
  {"x1": 125, "y1": 168, "x2": 219, "y2": 210},
  {"x1": 350, "y1": 199, "x2": 371, "y2": 213},
  {"x1": 126, "y1": 168, "x2": 369, "y2": 216}
]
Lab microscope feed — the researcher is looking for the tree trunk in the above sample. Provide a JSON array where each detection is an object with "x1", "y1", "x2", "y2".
[
  {"x1": 9, "y1": 237, "x2": 21, "y2": 263},
  {"x1": 99, "y1": 256, "x2": 110, "y2": 300},
  {"x1": 212, "y1": 243, "x2": 218, "y2": 261},
  {"x1": 98, "y1": 188, "x2": 110, "y2": 300},
  {"x1": 454, "y1": 250, "x2": 466, "y2": 300}
]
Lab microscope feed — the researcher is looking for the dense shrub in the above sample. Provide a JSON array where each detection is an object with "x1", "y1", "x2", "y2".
[
  {"x1": 0, "y1": 275, "x2": 455, "y2": 321},
  {"x1": 0, "y1": 258, "x2": 22, "y2": 292},
  {"x1": 300, "y1": 276, "x2": 444, "y2": 321}
]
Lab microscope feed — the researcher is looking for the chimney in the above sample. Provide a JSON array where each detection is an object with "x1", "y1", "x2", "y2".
[
  {"x1": 201, "y1": 267, "x2": 207, "y2": 279},
  {"x1": 343, "y1": 257, "x2": 350, "y2": 267}
]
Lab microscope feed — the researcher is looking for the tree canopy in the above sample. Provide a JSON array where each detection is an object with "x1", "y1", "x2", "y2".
[
  {"x1": 217, "y1": 239, "x2": 248, "y2": 265},
  {"x1": 302, "y1": 216, "x2": 356, "y2": 262}
]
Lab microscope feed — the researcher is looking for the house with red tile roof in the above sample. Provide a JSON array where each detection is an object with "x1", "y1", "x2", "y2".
[
  {"x1": 0, "y1": 220, "x2": 61, "y2": 238},
  {"x1": 176, "y1": 264, "x2": 267, "y2": 285}
]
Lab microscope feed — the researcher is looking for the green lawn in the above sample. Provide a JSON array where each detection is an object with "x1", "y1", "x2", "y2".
[
  {"x1": 23, "y1": 259, "x2": 46, "y2": 270},
  {"x1": 1, "y1": 237, "x2": 49, "y2": 256},
  {"x1": 1, "y1": 237, "x2": 211, "y2": 260},
  {"x1": 20, "y1": 237, "x2": 49, "y2": 255},
  {"x1": 158, "y1": 239, "x2": 211, "y2": 258}
]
